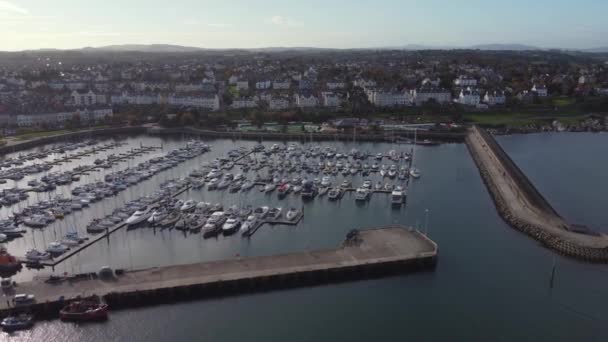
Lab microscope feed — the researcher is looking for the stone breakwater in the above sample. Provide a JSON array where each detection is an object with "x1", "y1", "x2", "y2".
[{"x1": 466, "y1": 126, "x2": 608, "y2": 263}]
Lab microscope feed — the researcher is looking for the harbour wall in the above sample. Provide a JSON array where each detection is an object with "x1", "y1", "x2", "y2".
[
  {"x1": 466, "y1": 126, "x2": 608, "y2": 262},
  {"x1": 0, "y1": 227, "x2": 437, "y2": 320},
  {"x1": 148, "y1": 127, "x2": 466, "y2": 143},
  {"x1": 0, "y1": 127, "x2": 147, "y2": 155}
]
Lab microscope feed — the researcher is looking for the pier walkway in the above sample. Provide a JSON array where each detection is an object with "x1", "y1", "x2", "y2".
[
  {"x1": 1, "y1": 227, "x2": 437, "y2": 317},
  {"x1": 466, "y1": 126, "x2": 608, "y2": 261}
]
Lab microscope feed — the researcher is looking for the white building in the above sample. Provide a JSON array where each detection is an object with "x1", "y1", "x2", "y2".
[
  {"x1": 421, "y1": 78, "x2": 441, "y2": 87},
  {"x1": 367, "y1": 89, "x2": 412, "y2": 107},
  {"x1": 457, "y1": 88, "x2": 481, "y2": 106},
  {"x1": 236, "y1": 80, "x2": 249, "y2": 91},
  {"x1": 483, "y1": 91, "x2": 506, "y2": 106},
  {"x1": 167, "y1": 94, "x2": 220, "y2": 111},
  {"x1": 71, "y1": 90, "x2": 107, "y2": 106},
  {"x1": 322, "y1": 92, "x2": 342, "y2": 107},
  {"x1": 255, "y1": 80, "x2": 272, "y2": 90},
  {"x1": 273, "y1": 80, "x2": 291, "y2": 90},
  {"x1": 294, "y1": 93, "x2": 319, "y2": 108},
  {"x1": 326, "y1": 81, "x2": 346, "y2": 90},
  {"x1": 111, "y1": 92, "x2": 160, "y2": 105},
  {"x1": 269, "y1": 97, "x2": 290, "y2": 110},
  {"x1": 228, "y1": 75, "x2": 239, "y2": 85},
  {"x1": 413, "y1": 88, "x2": 452, "y2": 105},
  {"x1": 175, "y1": 83, "x2": 202, "y2": 92},
  {"x1": 532, "y1": 84, "x2": 548, "y2": 97},
  {"x1": 231, "y1": 97, "x2": 258, "y2": 109},
  {"x1": 454, "y1": 76, "x2": 478, "y2": 87}
]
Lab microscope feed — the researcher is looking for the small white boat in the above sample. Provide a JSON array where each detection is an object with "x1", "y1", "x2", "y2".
[
  {"x1": 241, "y1": 215, "x2": 257, "y2": 232},
  {"x1": 268, "y1": 207, "x2": 282, "y2": 220},
  {"x1": 46, "y1": 242, "x2": 68, "y2": 255},
  {"x1": 410, "y1": 168, "x2": 421, "y2": 179},
  {"x1": 253, "y1": 206, "x2": 270, "y2": 218},
  {"x1": 318, "y1": 187, "x2": 329, "y2": 196},
  {"x1": 222, "y1": 217, "x2": 241, "y2": 235},
  {"x1": 286, "y1": 208, "x2": 300, "y2": 221},
  {"x1": 263, "y1": 183, "x2": 276, "y2": 193}
]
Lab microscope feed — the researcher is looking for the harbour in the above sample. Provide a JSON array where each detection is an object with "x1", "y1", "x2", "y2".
[{"x1": 0, "y1": 132, "x2": 606, "y2": 341}]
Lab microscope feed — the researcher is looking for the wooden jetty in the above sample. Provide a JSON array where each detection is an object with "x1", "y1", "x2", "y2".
[{"x1": 1, "y1": 226, "x2": 437, "y2": 318}]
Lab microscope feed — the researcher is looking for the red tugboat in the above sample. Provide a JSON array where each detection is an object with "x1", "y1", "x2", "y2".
[{"x1": 60, "y1": 300, "x2": 109, "y2": 322}]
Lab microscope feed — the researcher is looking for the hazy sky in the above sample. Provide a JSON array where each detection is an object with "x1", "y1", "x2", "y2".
[{"x1": 1, "y1": 0, "x2": 607, "y2": 51}]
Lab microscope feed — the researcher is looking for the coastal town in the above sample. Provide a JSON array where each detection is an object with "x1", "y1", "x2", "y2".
[{"x1": 0, "y1": 48, "x2": 608, "y2": 137}]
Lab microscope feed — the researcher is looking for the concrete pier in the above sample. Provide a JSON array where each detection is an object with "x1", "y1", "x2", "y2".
[
  {"x1": 0, "y1": 226, "x2": 437, "y2": 318},
  {"x1": 466, "y1": 126, "x2": 608, "y2": 262}
]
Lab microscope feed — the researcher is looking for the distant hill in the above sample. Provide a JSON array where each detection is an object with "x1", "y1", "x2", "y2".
[
  {"x1": 583, "y1": 47, "x2": 608, "y2": 53},
  {"x1": 469, "y1": 44, "x2": 541, "y2": 51},
  {"x1": 81, "y1": 44, "x2": 205, "y2": 53}
]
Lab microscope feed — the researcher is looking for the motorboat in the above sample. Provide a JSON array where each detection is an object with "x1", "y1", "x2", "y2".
[
  {"x1": 60, "y1": 301, "x2": 109, "y2": 322},
  {"x1": 391, "y1": 189, "x2": 406, "y2": 205},
  {"x1": 292, "y1": 185, "x2": 302, "y2": 194},
  {"x1": 340, "y1": 180, "x2": 351, "y2": 189},
  {"x1": 327, "y1": 188, "x2": 344, "y2": 201},
  {"x1": 46, "y1": 242, "x2": 68, "y2": 255},
  {"x1": 241, "y1": 215, "x2": 257, "y2": 233},
  {"x1": 207, "y1": 178, "x2": 219, "y2": 190},
  {"x1": 388, "y1": 165, "x2": 397, "y2": 178},
  {"x1": 25, "y1": 249, "x2": 52, "y2": 261},
  {"x1": 159, "y1": 211, "x2": 181, "y2": 228},
  {"x1": 263, "y1": 183, "x2": 276, "y2": 193},
  {"x1": 277, "y1": 183, "x2": 291, "y2": 199},
  {"x1": 1, "y1": 314, "x2": 34, "y2": 331},
  {"x1": 241, "y1": 181, "x2": 254, "y2": 191},
  {"x1": 125, "y1": 209, "x2": 150, "y2": 226},
  {"x1": 355, "y1": 188, "x2": 371, "y2": 201},
  {"x1": 180, "y1": 200, "x2": 196, "y2": 212},
  {"x1": 286, "y1": 208, "x2": 300, "y2": 221},
  {"x1": 321, "y1": 176, "x2": 331, "y2": 187},
  {"x1": 268, "y1": 207, "x2": 282, "y2": 220},
  {"x1": 301, "y1": 182, "x2": 317, "y2": 200},
  {"x1": 253, "y1": 206, "x2": 270, "y2": 219},
  {"x1": 222, "y1": 217, "x2": 242, "y2": 235},
  {"x1": 410, "y1": 168, "x2": 421, "y2": 179},
  {"x1": 318, "y1": 187, "x2": 329, "y2": 196},
  {"x1": 147, "y1": 210, "x2": 168, "y2": 224}
]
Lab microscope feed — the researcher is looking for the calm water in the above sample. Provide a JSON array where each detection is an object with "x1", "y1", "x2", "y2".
[{"x1": 3, "y1": 133, "x2": 608, "y2": 341}]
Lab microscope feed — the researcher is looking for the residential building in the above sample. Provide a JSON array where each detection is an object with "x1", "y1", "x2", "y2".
[
  {"x1": 231, "y1": 96, "x2": 258, "y2": 109},
  {"x1": 294, "y1": 93, "x2": 319, "y2": 108},
  {"x1": 273, "y1": 79, "x2": 291, "y2": 90},
  {"x1": 236, "y1": 80, "x2": 249, "y2": 91},
  {"x1": 322, "y1": 92, "x2": 342, "y2": 107},
  {"x1": 269, "y1": 97, "x2": 290, "y2": 110},
  {"x1": 255, "y1": 80, "x2": 272, "y2": 90},
  {"x1": 326, "y1": 81, "x2": 346, "y2": 90},
  {"x1": 167, "y1": 93, "x2": 220, "y2": 111},
  {"x1": 413, "y1": 88, "x2": 452, "y2": 105},
  {"x1": 367, "y1": 89, "x2": 412, "y2": 107},
  {"x1": 532, "y1": 84, "x2": 548, "y2": 97},
  {"x1": 175, "y1": 83, "x2": 202, "y2": 92},
  {"x1": 483, "y1": 90, "x2": 506, "y2": 106},
  {"x1": 454, "y1": 76, "x2": 478, "y2": 87},
  {"x1": 457, "y1": 88, "x2": 481, "y2": 106},
  {"x1": 71, "y1": 90, "x2": 106, "y2": 106}
]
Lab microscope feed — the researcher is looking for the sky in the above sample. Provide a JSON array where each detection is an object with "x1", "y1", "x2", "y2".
[{"x1": 1, "y1": 0, "x2": 607, "y2": 51}]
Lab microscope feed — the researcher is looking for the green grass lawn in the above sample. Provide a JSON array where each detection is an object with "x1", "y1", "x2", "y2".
[
  {"x1": 552, "y1": 97, "x2": 576, "y2": 107},
  {"x1": 464, "y1": 112, "x2": 590, "y2": 127},
  {"x1": 15, "y1": 129, "x2": 73, "y2": 141}
]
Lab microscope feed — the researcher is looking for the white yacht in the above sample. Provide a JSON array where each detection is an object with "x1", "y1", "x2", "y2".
[
  {"x1": 241, "y1": 215, "x2": 258, "y2": 233},
  {"x1": 180, "y1": 200, "x2": 196, "y2": 212},
  {"x1": 25, "y1": 249, "x2": 51, "y2": 261},
  {"x1": 125, "y1": 209, "x2": 150, "y2": 226},
  {"x1": 222, "y1": 217, "x2": 242, "y2": 235},
  {"x1": 355, "y1": 188, "x2": 370, "y2": 201},
  {"x1": 321, "y1": 176, "x2": 331, "y2": 187}
]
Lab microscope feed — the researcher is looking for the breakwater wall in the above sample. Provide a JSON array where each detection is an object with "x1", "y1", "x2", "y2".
[
  {"x1": 466, "y1": 126, "x2": 608, "y2": 262},
  {"x1": 0, "y1": 126, "x2": 147, "y2": 155},
  {"x1": 0, "y1": 227, "x2": 437, "y2": 319},
  {"x1": 148, "y1": 127, "x2": 466, "y2": 143}
]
